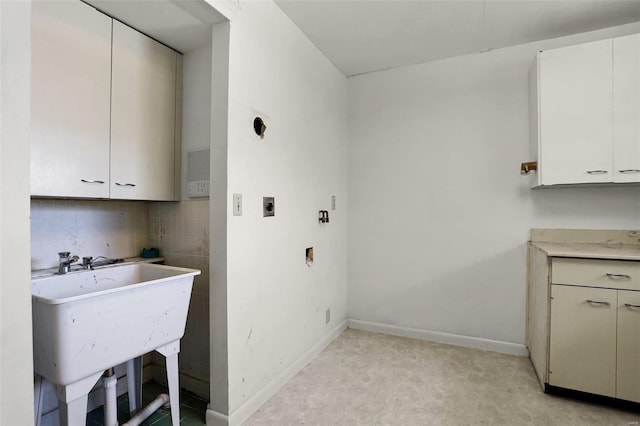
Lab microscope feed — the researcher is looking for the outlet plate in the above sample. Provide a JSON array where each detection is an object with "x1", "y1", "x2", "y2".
[
  {"x1": 233, "y1": 193, "x2": 242, "y2": 216},
  {"x1": 188, "y1": 180, "x2": 209, "y2": 198}
]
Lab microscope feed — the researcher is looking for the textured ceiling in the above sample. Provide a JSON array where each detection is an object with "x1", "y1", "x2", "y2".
[{"x1": 275, "y1": 0, "x2": 640, "y2": 76}]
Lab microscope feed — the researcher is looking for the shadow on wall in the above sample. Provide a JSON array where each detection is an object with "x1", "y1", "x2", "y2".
[
  {"x1": 528, "y1": 185, "x2": 640, "y2": 227},
  {"x1": 148, "y1": 200, "x2": 210, "y2": 397}
]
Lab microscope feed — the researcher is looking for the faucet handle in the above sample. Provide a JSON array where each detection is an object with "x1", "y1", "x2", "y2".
[
  {"x1": 58, "y1": 251, "x2": 71, "y2": 259},
  {"x1": 82, "y1": 257, "x2": 93, "y2": 270}
]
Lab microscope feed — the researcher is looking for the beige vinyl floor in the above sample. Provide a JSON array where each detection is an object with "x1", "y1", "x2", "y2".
[{"x1": 245, "y1": 328, "x2": 640, "y2": 426}]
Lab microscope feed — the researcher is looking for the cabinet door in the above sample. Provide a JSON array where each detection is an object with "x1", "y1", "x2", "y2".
[
  {"x1": 539, "y1": 39, "x2": 613, "y2": 185},
  {"x1": 617, "y1": 290, "x2": 640, "y2": 403},
  {"x1": 549, "y1": 285, "x2": 616, "y2": 397},
  {"x1": 110, "y1": 21, "x2": 177, "y2": 201},
  {"x1": 31, "y1": 1, "x2": 112, "y2": 198},
  {"x1": 613, "y1": 34, "x2": 640, "y2": 183}
]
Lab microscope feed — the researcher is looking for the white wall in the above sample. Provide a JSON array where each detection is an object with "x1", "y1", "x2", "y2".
[
  {"x1": 147, "y1": 42, "x2": 214, "y2": 398},
  {"x1": 149, "y1": 200, "x2": 210, "y2": 397},
  {"x1": 348, "y1": 23, "x2": 640, "y2": 348},
  {"x1": 208, "y1": 19, "x2": 230, "y2": 422},
  {"x1": 181, "y1": 43, "x2": 212, "y2": 201},
  {"x1": 31, "y1": 200, "x2": 149, "y2": 270},
  {"x1": 0, "y1": 0, "x2": 34, "y2": 424},
  {"x1": 211, "y1": 1, "x2": 349, "y2": 423}
]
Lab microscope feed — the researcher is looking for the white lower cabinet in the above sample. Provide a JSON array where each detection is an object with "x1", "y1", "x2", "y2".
[
  {"x1": 527, "y1": 252, "x2": 640, "y2": 403},
  {"x1": 617, "y1": 290, "x2": 640, "y2": 403},
  {"x1": 549, "y1": 285, "x2": 617, "y2": 397}
]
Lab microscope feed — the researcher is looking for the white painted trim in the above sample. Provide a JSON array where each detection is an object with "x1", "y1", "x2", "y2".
[
  {"x1": 347, "y1": 319, "x2": 529, "y2": 357},
  {"x1": 206, "y1": 408, "x2": 229, "y2": 426},
  {"x1": 206, "y1": 320, "x2": 348, "y2": 426}
]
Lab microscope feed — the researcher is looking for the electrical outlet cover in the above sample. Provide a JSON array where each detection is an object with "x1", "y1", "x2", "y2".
[{"x1": 263, "y1": 197, "x2": 275, "y2": 217}]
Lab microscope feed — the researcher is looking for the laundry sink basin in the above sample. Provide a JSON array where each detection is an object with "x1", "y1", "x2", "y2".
[{"x1": 32, "y1": 263, "x2": 200, "y2": 386}]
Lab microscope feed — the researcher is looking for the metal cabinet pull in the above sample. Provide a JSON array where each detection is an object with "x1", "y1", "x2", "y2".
[
  {"x1": 81, "y1": 179, "x2": 105, "y2": 184},
  {"x1": 586, "y1": 299, "x2": 610, "y2": 306},
  {"x1": 618, "y1": 169, "x2": 640, "y2": 174},
  {"x1": 586, "y1": 170, "x2": 608, "y2": 174},
  {"x1": 115, "y1": 182, "x2": 136, "y2": 187},
  {"x1": 606, "y1": 273, "x2": 631, "y2": 279},
  {"x1": 624, "y1": 303, "x2": 640, "y2": 309}
]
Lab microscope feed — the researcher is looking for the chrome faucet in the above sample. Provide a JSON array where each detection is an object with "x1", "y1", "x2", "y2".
[{"x1": 57, "y1": 252, "x2": 79, "y2": 274}]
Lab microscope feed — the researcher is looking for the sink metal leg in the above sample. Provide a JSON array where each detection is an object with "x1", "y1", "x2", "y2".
[
  {"x1": 126, "y1": 356, "x2": 143, "y2": 414},
  {"x1": 165, "y1": 353, "x2": 180, "y2": 426},
  {"x1": 59, "y1": 393, "x2": 89, "y2": 426},
  {"x1": 156, "y1": 341, "x2": 181, "y2": 426},
  {"x1": 54, "y1": 371, "x2": 103, "y2": 426}
]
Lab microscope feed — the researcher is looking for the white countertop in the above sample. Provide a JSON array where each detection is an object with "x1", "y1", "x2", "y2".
[
  {"x1": 31, "y1": 256, "x2": 164, "y2": 279},
  {"x1": 530, "y1": 242, "x2": 640, "y2": 261}
]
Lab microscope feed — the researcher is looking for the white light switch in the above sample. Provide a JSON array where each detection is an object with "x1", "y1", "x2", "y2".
[{"x1": 233, "y1": 193, "x2": 242, "y2": 216}]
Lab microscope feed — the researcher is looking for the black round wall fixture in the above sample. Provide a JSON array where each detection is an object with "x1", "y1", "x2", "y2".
[{"x1": 253, "y1": 117, "x2": 266, "y2": 139}]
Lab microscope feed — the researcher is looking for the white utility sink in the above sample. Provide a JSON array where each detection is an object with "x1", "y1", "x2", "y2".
[{"x1": 32, "y1": 263, "x2": 200, "y2": 425}]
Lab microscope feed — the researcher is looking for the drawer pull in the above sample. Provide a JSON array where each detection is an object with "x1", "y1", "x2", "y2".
[
  {"x1": 586, "y1": 300, "x2": 610, "y2": 306},
  {"x1": 115, "y1": 182, "x2": 136, "y2": 187},
  {"x1": 81, "y1": 179, "x2": 105, "y2": 184},
  {"x1": 606, "y1": 273, "x2": 631, "y2": 279},
  {"x1": 618, "y1": 169, "x2": 640, "y2": 174},
  {"x1": 586, "y1": 170, "x2": 608, "y2": 174},
  {"x1": 624, "y1": 303, "x2": 640, "y2": 309}
]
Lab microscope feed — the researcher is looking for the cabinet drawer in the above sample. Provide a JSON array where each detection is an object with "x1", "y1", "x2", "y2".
[{"x1": 552, "y1": 258, "x2": 640, "y2": 290}]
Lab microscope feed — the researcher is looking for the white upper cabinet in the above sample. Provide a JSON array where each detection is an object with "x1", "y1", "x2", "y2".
[
  {"x1": 31, "y1": 1, "x2": 112, "y2": 198},
  {"x1": 110, "y1": 21, "x2": 178, "y2": 201},
  {"x1": 532, "y1": 36, "x2": 640, "y2": 187},
  {"x1": 613, "y1": 34, "x2": 640, "y2": 182},
  {"x1": 536, "y1": 39, "x2": 614, "y2": 186}
]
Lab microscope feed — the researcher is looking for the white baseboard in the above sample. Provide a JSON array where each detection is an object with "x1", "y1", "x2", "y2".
[
  {"x1": 206, "y1": 319, "x2": 348, "y2": 426},
  {"x1": 347, "y1": 319, "x2": 529, "y2": 357},
  {"x1": 206, "y1": 408, "x2": 229, "y2": 426}
]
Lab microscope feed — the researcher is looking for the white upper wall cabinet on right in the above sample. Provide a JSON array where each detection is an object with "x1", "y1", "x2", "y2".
[
  {"x1": 531, "y1": 36, "x2": 640, "y2": 187},
  {"x1": 613, "y1": 34, "x2": 640, "y2": 183},
  {"x1": 110, "y1": 21, "x2": 178, "y2": 201}
]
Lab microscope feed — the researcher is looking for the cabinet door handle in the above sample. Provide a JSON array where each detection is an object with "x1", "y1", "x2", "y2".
[
  {"x1": 115, "y1": 182, "x2": 136, "y2": 187},
  {"x1": 81, "y1": 179, "x2": 105, "y2": 184},
  {"x1": 586, "y1": 299, "x2": 610, "y2": 306},
  {"x1": 618, "y1": 169, "x2": 640, "y2": 174},
  {"x1": 586, "y1": 170, "x2": 608, "y2": 174},
  {"x1": 624, "y1": 303, "x2": 640, "y2": 309},
  {"x1": 606, "y1": 273, "x2": 631, "y2": 279}
]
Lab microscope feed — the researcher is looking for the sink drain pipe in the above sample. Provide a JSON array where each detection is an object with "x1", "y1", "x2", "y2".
[{"x1": 121, "y1": 393, "x2": 170, "y2": 426}]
